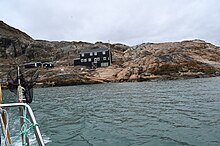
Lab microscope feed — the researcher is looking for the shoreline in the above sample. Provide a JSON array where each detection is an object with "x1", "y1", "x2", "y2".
[{"x1": 33, "y1": 73, "x2": 219, "y2": 88}]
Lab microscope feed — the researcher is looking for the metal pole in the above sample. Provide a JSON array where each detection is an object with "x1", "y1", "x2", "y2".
[
  {"x1": 17, "y1": 66, "x2": 30, "y2": 146},
  {"x1": 17, "y1": 66, "x2": 20, "y2": 85}
]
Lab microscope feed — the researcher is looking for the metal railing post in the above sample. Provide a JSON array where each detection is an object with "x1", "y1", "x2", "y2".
[{"x1": 0, "y1": 103, "x2": 45, "y2": 146}]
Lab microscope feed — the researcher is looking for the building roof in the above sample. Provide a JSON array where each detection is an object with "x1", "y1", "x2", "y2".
[{"x1": 80, "y1": 48, "x2": 109, "y2": 54}]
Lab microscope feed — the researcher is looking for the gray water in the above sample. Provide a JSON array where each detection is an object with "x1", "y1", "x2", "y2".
[{"x1": 2, "y1": 77, "x2": 220, "y2": 146}]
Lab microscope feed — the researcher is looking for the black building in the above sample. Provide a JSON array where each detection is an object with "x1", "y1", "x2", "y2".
[
  {"x1": 24, "y1": 62, "x2": 42, "y2": 68},
  {"x1": 74, "y1": 48, "x2": 112, "y2": 68},
  {"x1": 23, "y1": 62, "x2": 54, "y2": 69}
]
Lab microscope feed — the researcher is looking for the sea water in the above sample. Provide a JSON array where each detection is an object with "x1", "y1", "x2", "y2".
[{"x1": 1, "y1": 77, "x2": 220, "y2": 146}]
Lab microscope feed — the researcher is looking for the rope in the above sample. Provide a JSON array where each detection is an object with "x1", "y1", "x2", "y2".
[
  {"x1": 1, "y1": 107, "x2": 40, "y2": 146},
  {"x1": 17, "y1": 107, "x2": 39, "y2": 146},
  {"x1": 0, "y1": 107, "x2": 10, "y2": 146}
]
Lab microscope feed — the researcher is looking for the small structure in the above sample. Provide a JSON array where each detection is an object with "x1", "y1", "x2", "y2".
[
  {"x1": 24, "y1": 62, "x2": 42, "y2": 68},
  {"x1": 74, "y1": 48, "x2": 112, "y2": 68},
  {"x1": 42, "y1": 63, "x2": 54, "y2": 69},
  {"x1": 23, "y1": 62, "x2": 54, "y2": 69}
]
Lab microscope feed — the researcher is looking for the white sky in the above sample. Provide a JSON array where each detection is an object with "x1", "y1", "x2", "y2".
[{"x1": 0, "y1": 0, "x2": 220, "y2": 46}]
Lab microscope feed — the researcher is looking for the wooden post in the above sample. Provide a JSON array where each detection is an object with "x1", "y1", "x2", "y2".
[
  {"x1": 0, "y1": 83, "x2": 2, "y2": 103},
  {"x1": 0, "y1": 83, "x2": 12, "y2": 145}
]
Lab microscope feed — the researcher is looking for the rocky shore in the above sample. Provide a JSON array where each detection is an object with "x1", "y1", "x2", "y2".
[{"x1": 1, "y1": 20, "x2": 220, "y2": 87}]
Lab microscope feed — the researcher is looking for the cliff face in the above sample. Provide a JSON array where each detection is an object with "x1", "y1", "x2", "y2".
[
  {"x1": 91, "y1": 40, "x2": 220, "y2": 83},
  {"x1": 1, "y1": 21, "x2": 220, "y2": 86}
]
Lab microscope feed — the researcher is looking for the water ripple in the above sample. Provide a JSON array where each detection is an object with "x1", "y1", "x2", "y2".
[{"x1": 3, "y1": 77, "x2": 220, "y2": 146}]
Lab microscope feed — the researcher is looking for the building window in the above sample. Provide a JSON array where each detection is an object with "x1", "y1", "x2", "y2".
[
  {"x1": 101, "y1": 62, "x2": 109, "y2": 67},
  {"x1": 103, "y1": 51, "x2": 106, "y2": 55},
  {"x1": 94, "y1": 52, "x2": 97, "y2": 56},
  {"x1": 94, "y1": 58, "x2": 97, "y2": 63},
  {"x1": 84, "y1": 59, "x2": 87, "y2": 62},
  {"x1": 103, "y1": 57, "x2": 106, "y2": 60},
  {"x1": 90, "y1": 52, "x2": 93, "y2": 56},
  {"x1": 97, "y1": 57, "x2": 100, "y2": 61},
  {"x1": 81, "y1": 59, "x2": 84, "y2": 62},
  {"x1": 88, "y1": 58, "x2": 91, "y2": 62},
  {"x1": 81, "y1": 53, "x2": 84, "y2": 57}
]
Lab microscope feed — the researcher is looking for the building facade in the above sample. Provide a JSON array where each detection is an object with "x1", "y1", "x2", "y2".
[
  {"x1": 74, "y1": 48, "x2": 112, "y2": 68},
  {"x1": 24, "y1": 62, "x2": 54, "y2": 69}
]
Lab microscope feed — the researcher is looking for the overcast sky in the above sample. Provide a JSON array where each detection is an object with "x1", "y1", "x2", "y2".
[{"x1": 0, "y1": 0, "x2": 220, "y2": 46}]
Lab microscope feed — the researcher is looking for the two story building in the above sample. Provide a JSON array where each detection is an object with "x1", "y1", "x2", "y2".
[{"x1": 74, "y1": 48, "x2": 112, "y2": 68}]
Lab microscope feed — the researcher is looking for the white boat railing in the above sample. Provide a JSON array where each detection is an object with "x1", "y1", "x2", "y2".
[{"x1": 0, "y1": 103, "x2": 45, "y2": 146}]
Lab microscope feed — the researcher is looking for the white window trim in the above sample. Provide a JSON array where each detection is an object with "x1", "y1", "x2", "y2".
[
  {"x1": 103, "y1": 51, "x2": 106, "y2": 55},
  {"x1": 94, "y1": 58, "x2": 97, "y2": 63},
  {"x1": 81, "y1": 53, "x2": 84, "y2": 57},
  {"x1": 101, "y1": 62, "x2": 109, "y2": 67},
  {"x1": 103, "y1": 57, "x2": 106, "y2": 60},
  {"x1": 94, "y1": 52, "x2": 97, "y2": 56},
  {"x1": 90, "y1": 52, "x2": 93, "y2": 56}
]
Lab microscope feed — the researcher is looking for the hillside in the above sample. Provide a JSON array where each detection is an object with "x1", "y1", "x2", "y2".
[
  {"x1": 1, "y1": 20, "x2": 220, "y2": 86},
  {"x1": 0, "y1": 21, "x2": 32, "y2": 40}
]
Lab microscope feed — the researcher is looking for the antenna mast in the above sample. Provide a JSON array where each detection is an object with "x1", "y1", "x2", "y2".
[{"x1": 108, "y1": 40, "x2": 112, "y2": 66}]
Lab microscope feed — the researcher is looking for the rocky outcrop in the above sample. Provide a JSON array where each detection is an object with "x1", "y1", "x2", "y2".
[
  {"x1": 0, "y1": 21, "x2": 32, "y2": 40},
  {"x1": 1, "y1": 21, "x2": 220, "y2": 87}
]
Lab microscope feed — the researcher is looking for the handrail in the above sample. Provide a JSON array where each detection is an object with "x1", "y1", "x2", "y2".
[{"x1": 0, "y1": 103, "x2": 45, "y2": 146}]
